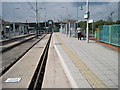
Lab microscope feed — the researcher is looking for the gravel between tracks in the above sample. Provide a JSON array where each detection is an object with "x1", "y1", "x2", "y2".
[{"x1": 2, "y1": 35, "x2": 44, "y2": 70}]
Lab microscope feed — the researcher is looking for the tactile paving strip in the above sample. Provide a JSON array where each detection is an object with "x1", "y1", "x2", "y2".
[{"x1": 55, "y1": 34, "x2": 108, "y2": 88}]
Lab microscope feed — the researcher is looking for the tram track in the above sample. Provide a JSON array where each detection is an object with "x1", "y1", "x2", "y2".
[
  {"x1": 0, "y1": 34, "x2": 46, "y2": 76},
  {"x1": 28, "y1": 33, "x2": 52, "y2": 90},
  {"x1": 1, "y1": 34, "x2": 36, "y2": 53}
]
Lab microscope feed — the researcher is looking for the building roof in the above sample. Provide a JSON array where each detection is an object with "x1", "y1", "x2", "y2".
[
  {"x1": 64, "y1": 19, "x2": 77, "y2": 23},
  {"x1": 2, "y1": 20, "x2": 12, "y2": 25},
  {"x1": 59, "y1": 19, "x2": 77, "y2": 23}
]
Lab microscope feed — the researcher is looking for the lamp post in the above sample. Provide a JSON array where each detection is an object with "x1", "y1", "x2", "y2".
[
  {"x1": 44, "y1": 9, "x2": 47, "y2": 33},
  {"x1": 43, "y1": 8, "x2": 47, "y2": 32},
  {"x1": 86, "y1": 0, "x2": 89, "y2": 43},
  {"x1": 27, "y1": 0, "x2": 38, "y2": 37},
  {"x1": 0, "y1": 16, "x2": 3, "y2": 39},
  {"x1": 92, "y1": 20, "x2": 94, "y2": 36},
  {"x1": 32, "y1": 0, "x2": 43, "y2": 37},
  {"x1": 35, "y1": 1, "x2": 44, "y2": 36},
  {"x1": 35, "y1": 0, "x2": 39, "y2": 37},
  {"x1": 76, "y1": 2, "x2": 83, "y2": 29},
  {"x1": 38, "y1": 8, "x2": 43, "y2": 34},
  {"x1": 62, "y1": 7, "x2": 68, "y2": 19},
  {"x1": 77, "y1": 2, "x2": 78, "y2": 28},
  {"x1": 110, "y1": 12, "x2": 115, "y2": 21},
  {"x1": 62, "y1": 7, "x2": 68, "y2": 36},
  {"x1": 59, "y1": 15, "x2": 63, "y2": 21},
  {"x1": 38, "y1": 7, "x2": 47, "y2": 34},
  {"x1": 0, "y1": 16, "x2": 2, "y2": 31},
  {"x1": 13, "y1": 7, "x2": 19, "y2": 36},
  {"x1": 45, "y1": 13, "x2": 47, "y2": 31}
]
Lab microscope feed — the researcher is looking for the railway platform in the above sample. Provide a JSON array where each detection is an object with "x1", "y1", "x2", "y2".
[
  {"x1": 42, "y1": 35, "x2": 71, "y2": 88},
  {"x1": 1, "y1": 33, "x2": 71, "y2": 89},
  {"x1": 0, "y1": 32, "x2": 119, "y2": 89},
  {"x1": 1, "y1": 34, "x2": 50, "y2": 89},
  {"x1": 51, "y1": 33, "x2": 118, "y2": 88}
]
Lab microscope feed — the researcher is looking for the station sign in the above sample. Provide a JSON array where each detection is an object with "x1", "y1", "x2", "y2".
[
  {"x1": 88, "y1": 19, "x2": 94, "y2": 23},
  {"x1": 84, "y1": 11, "x2": 90, "y2": 19}
]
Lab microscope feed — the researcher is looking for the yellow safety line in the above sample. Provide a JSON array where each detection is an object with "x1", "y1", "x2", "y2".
[{"x1": 55, "y1": 34, "x2": 108, "y2": 89}]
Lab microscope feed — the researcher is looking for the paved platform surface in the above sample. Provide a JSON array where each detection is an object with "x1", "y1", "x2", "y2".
[
  {"x1": 1, "y1": 35, "x2": 50, "y2": 88},
  {"x1": 42, "y1": 36, "x2": 71, "y2": 88},
  {"x1": 53, "y1": 33, "x2": 118, "y2": 88}
]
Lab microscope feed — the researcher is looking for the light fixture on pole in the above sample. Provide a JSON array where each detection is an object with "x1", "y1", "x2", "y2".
[
  {"x1": 38, "y1": 7, "x2": 43, "y2": 34},
  {"x1": 80, "y1": 5, "x2": 83, "y2": 10},
  {"x1": 38, "y1": 7, "x2": 47, "y2": 33},
  {"x1": 110, "y1": 12, "x2": 115, "y2": 21},
  {"x1": 13, "y1": 7, "x2": 19, "y2": 36},
  {"x1": 84, "y1": 0, "x2": 90, "y2": 43},
  {"x1": 77, "y1": 3, "x2": 83, "y2": 29},
  {"x1": 0, "y1": 16, "x2": 2, "y2": 32},
  {"x1": 43, "y1": 8, "x2": 47, "y2": 31},
  {"x1": 59, "y1": 15, "x2": 63, "y2": 21},
  {"x1": 88, "y1": 19, "x2": 94, "y2": 36},
  {"x1": 62, "y1": 7, "x2": 68, "y2": 19},
  {"x1": 35, "y1": 0, "x2": 39, "y2": 37},
  {"x1": 77, "y1": 2, "x2": 78, "y2": 28}
]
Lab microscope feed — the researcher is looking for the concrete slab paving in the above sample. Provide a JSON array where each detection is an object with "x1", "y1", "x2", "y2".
[
  {"x1": 42, "y1": 36, "x2": 71, "y2": 88},
  {"x1": 61, "y1": 33, "x2": 118, "y2": 85},
  {"x1": 53, "y1": 33, "x2": 118, "y2": 88},
  {"x1": 53, "y1": 33, "x2": 92, "y2": 88}
]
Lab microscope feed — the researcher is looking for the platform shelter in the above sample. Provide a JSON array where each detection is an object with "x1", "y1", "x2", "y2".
[{"x1": 59, "y1": 19, "x2": 77, "y2": 37}]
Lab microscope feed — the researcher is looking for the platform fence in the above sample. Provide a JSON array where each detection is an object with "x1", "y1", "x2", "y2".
[{"x1": 98, "y1": 24, "x2": 120, "y2": 47}]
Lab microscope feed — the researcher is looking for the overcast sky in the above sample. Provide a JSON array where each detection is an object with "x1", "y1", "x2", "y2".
[{"x1": 1, "y1": 1, "x2": 119, "y2": 23}]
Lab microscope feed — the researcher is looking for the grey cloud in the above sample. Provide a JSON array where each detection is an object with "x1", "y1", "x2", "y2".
[
  {"x1": 2, "y1": 2, "x2": 118, "y2": 22},
  {"x1": 72, "y1": 2, "x2": 109, "y2": 7}
]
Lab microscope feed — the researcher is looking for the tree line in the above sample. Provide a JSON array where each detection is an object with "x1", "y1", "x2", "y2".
[{"x1": 77, "y1": 20, "x2": 120, "y2": 34}]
